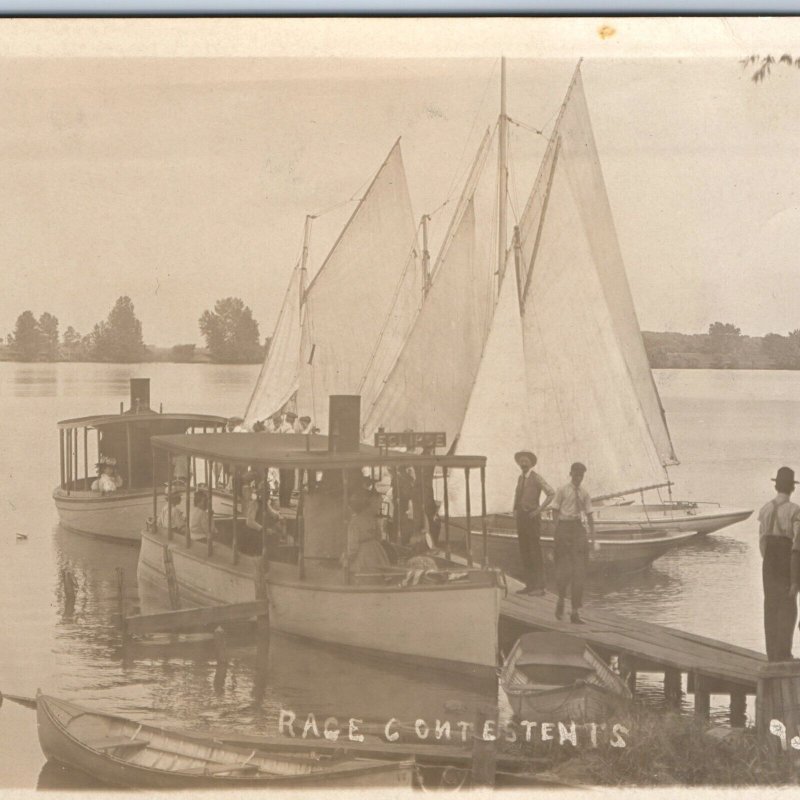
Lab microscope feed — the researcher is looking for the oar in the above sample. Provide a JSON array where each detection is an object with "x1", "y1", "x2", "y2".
[{"x1": 0, "y1": 692, "x2": 37, "y2": 710}]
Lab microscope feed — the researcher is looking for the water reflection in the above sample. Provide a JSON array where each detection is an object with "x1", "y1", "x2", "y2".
[{"x1": 37, "y1": 760, "x2": 104, "y2": 791}]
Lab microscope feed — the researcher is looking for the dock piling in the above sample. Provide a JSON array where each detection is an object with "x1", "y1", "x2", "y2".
[
  {"x1": 757, "y1": 661, "x2": 800, "y2": 756},
  {"x1": 213, "y1": 626, "x2": 228, "y2": 692},
  {"x1": 693, "y1": 672, "x2": 711, "y2": 720},
  {"x1": 730, "y1": 689, "x2": 747, "y2": 728},
  {"x1": 619, "y1": 655, "x2": 637, "y2": 695},
  {"x1": 664, "y1": 667, "x2": 682, "y2": 707},
  {"x1": 116, "y1": 568, "x2": 127, "y2": 639}
]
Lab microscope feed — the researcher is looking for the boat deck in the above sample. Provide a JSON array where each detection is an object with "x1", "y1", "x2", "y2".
[{"x1": 499, "y1": 575, "x2": 764, "y2": 720}]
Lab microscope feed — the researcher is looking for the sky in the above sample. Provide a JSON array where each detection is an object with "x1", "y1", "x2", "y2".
[{"x1": 1, "y1": 25, "x2": 800, "y2": 345}]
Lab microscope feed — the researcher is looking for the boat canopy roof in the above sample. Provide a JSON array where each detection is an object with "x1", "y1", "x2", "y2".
[
  {"x1": 151, "y1": 432, "x2": 486, "y2": 470},
  {"x1": 57, "y1": 412, "x2": 228, "y2": 431},
  {"x1": 514, "y1": 632, "x2": 593, "y2": 669}
]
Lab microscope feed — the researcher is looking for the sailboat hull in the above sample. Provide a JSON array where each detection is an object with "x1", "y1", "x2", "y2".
[
  {"x1": 450, "y1": 504, "x2": 751, "y2": 576},
  {"x1": 138, "y1": 528, "x2": 501, "y2": 678}
]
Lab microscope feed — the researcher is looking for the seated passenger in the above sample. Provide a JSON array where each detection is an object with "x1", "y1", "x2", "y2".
[
  {"x1": 189, "y1": 489, "x2": 216, "y2": 542},
  {"x1": 343, "y1": 487, "x2": 390, "y2": 573},
  {"x1": 159, "y1": 485, "x2": 186, "y2": 531},
  {"x1": 245, "y1": 480, "x2": 282, "y2": 533},
  {"x1": 91, "y1": 457, "x2": 123, "y2": 493}
]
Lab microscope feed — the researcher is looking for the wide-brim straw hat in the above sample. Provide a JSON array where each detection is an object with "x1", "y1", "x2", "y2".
[
  {"x1": 773, "y1": 466, "x2": 797, "y2": 485},
  {"x1": 514, "y1": 450, "x2": 536, "y2": 465}
]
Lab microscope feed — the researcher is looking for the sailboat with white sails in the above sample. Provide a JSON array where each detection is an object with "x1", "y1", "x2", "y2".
[{"x1": 244, "y1": 59, "x2": 751, "y2": 575}]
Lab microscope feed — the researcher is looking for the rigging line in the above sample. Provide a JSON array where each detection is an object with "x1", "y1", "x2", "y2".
[
  {"x1": 506, "y1": 116, "x2": 546, "y2": 138},
  {"x1": 356, "y1": 232, "x2": 422, "y2": 395},
  {"x1": 442, "y1": 61, "x2": 501, "y2": 205}
]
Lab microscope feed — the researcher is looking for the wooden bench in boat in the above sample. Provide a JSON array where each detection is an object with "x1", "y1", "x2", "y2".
[
  {"x1": 180, "y1": 762, "x2": 261, "y2": 776},
  {"x1": 87, "y1": 736, "x2": 150, "y2": 752}
]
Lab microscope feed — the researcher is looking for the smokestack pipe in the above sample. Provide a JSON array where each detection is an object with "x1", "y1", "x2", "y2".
[{"x1": 328, "y1": 395, "x2": 361, "y2": 453}]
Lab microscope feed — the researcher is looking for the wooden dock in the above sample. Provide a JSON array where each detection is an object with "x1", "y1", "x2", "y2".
[{"x1": 499, "y1": 576, "x2": 765, "y2": 725}]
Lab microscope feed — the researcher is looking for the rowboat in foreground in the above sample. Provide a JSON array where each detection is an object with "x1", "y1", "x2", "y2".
[
  {"x1": 53, "y1": 379, "x2": 227, "y2": 544},
  {"x1": 138, "y1": 396, "x2": 503, "y2": 679},
  {"x1": 499, "y1": 633, "x2": 631, "y2": 723},
  {"x1": 35, "y1": 693, "x2": 414, "y2": 788}
]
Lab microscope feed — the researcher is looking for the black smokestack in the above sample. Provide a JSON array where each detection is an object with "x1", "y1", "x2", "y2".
[{"x1": 328, "y1": 395, "x2": 360, "y2": 453}]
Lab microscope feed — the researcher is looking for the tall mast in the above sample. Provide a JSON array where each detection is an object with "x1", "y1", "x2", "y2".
[
  {"x1": 421, "y1": 214, "x2": 431, "y2": 298},
  {"x1": 496, "y1": 56, "x2": 508, "y2": 290},
  {"x1": 299, "y1": 214, "x2": 313, "y2": 306}
]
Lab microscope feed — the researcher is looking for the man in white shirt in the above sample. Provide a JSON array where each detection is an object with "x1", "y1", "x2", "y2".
[{"x1": 551, "y1": 462, "x2": 596, "y2": 624}]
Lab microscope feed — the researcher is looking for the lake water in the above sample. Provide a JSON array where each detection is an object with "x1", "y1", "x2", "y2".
[{"x1": 0, "y1": 363, "x2": 790, "y2": 788}]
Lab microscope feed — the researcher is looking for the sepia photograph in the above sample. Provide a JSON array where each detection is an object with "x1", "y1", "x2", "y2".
[{"x1": 1, "y1": 16, "x2": 800, "y2": 792}]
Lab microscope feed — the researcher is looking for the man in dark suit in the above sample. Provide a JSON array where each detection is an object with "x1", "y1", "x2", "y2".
[{"x1": 513, "y1": 450, "x2": 555, "y2": 595}]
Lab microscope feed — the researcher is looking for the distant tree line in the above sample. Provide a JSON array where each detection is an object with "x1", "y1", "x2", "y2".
[
  {"x1": 3, "y1": 296, "x2": 268, "y2": 364},
  {"x1": 644, "y1": 322, "x2": 800, "y2": 370}
]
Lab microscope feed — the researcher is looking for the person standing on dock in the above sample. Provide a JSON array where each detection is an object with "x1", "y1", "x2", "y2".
[
  {"x1": 758, "y1": 466, "x2": 800, "y2": 661},
  {"x1": 551, "y1": 462, "x2": 596, "y2": 623},
  {"x1": 513, "y1": 451, "x2": 555, "y2": 595}
]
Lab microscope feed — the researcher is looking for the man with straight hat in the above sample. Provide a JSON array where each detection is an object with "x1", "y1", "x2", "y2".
[
  {"x1": 758, "y1": 466, "x2": 800, "y2": 661},
  {"x1": 513, "y1": 450, "x2": 555, "y2": 595},
  {"x1": 551, "y1": 462, "x2": 596, "y2": 623}
]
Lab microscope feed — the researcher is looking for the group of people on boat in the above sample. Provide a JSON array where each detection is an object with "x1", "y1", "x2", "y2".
[{"x1": 513, "y1": 450, "x2": 597, "y2": 625}]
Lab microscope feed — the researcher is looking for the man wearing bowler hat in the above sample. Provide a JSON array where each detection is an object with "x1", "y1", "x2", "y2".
[
  {"x1": 551, "y1": 462, "x2": 597, "y2": 623},
  {"x1": 758, "y1": 466, "x2": 800, "y2": 661},
  {"x1": 513, "y1": 451, "x2": 555, "y2": 595}
]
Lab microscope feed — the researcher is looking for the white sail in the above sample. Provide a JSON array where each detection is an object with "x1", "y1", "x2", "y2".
[
  {"x1": 447, "y1": 254, "x2": 530, "y2": 517},
  {"x1": 297, "y1": 140, "x2": 421, "y2": 433},
  {"x1": 362, "y1": 130, "x2": 496, "y2": 441},
  {"x1": 517, "y1": 71, "x2": 668, "y2": 498},
  {"x1": 243, "y1": 261, "x2": 304, "y2": 426},
  {"x1": 556, "y1": 71, "x2": 677, "y2": 468}
]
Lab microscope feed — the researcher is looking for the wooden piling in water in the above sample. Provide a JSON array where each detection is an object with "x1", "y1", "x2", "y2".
[
  {"x1": 116, "y1": 568, "x2": 127, "y2": 639},
  {"x1": 694, "y1": 672, "x2": 711, "y2": 720},
  {"x1": 664, "y1": 667, "x2": 682, "y2": 706},
  {"x1": 213, "y1": 626, "x2": 228, "y2": 692},
  {"x1": 619, "y1": 655, "x2": 636, "y2": 695},
  {"x1": 730, "y1": 689, "x2": 747, "y2": 728},
  {"x1": 757, "y1": 661, "x2": 800, "y2": 757}
]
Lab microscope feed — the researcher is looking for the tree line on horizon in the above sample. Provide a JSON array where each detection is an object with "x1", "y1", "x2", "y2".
[
  {"x1": 645, "y1": 321, "x2": 800, "y2": 370},
  {"x1": 3, "y1": 296, "x2": 267, "y2": 364}
]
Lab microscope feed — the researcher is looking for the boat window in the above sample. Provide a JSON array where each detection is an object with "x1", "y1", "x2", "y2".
[{"x1": 517, "y1": 664, "x2": 593, "y2": 686}]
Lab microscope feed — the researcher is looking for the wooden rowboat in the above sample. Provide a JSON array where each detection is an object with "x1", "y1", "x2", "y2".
[
  {"x1": 499, "y1": 633, "x2": 631, "y2": 723},
  {"x1": 35, "y1": 693, "x2": 415, "y2": 788}
]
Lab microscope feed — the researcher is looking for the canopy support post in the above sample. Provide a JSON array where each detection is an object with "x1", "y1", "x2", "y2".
[
  {"x1": 207, "y1": 459, "x2": 214, "y2": 557},
  {"x1": 465, "y1": 467, "x2": 473, "y2": 567},
  {"x1": 73, "y1": 429, "x2": 78, "y2": 494},
  {"x1": 167, "y1": 455, "x2": 173, "y2": 541},
  {"x1": 83, "y1": 428, "x2": 88, "y2": 490},
  {"x1": 232, "y1": 467, "x2": 239, "y2": 565},
  {"x1": 185, "y1": 457, "x2": 192, "y2": 549},
  {"x1": 297, "y1": 468, "x2": 306, "y2": 578},
  {"x1": 59, "y1": 429, "x2": 65, "y2": 490},
  {"x1": 342, "y1": 469, "x2": 350, "y2": 585},
  {"x1": 480, "y1": 465, "x2": 489, "y2": 568},
  {"x1": 126, "y1": 423, "x2": 133, "y2": 491},
  {"x1": 152, "y1": 449, "x2": 158, "y2": 523},
  {"x1": 66, "y1": 429, "x2": 71, "y2": 495},
  {"x1": 442, "y1": 466, "x2": 451, "y2": 561}
]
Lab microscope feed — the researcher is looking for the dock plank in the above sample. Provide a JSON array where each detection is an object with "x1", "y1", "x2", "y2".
[{"x1": 500, "y1": 585, "x2": 764, "y2": 690}]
